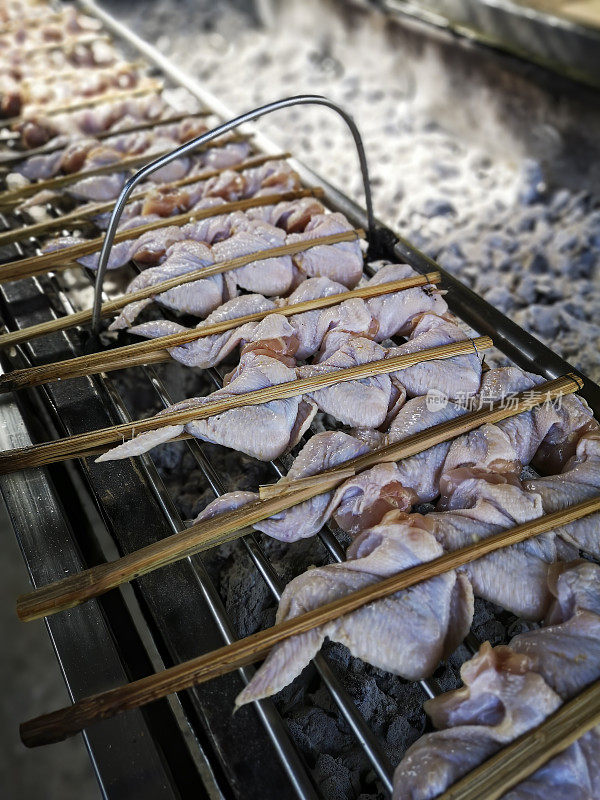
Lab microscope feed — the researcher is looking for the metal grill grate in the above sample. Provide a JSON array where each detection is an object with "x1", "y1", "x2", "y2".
[{"x1": 0, "y1": 2, "x2": 599, "y2": 799}]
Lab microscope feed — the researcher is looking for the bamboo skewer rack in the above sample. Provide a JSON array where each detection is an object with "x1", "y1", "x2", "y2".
[
  {"x1": 0, "y1": 58, "x2": 149, "y2": 126},
  {"x1": 0, "y1": 109, "x2": 212, "y2": 168},
  {"x1": 0, "y1": 336, "x2": 489, "y2": 471},
  {"x1": 0, "y1": 58, "x2": 138, "y2": 92},
  {"x1": 14, "y1": 373, "x2": 581, "y2": 622},
  {"x1": 0, "y1": 151, "x2": 291, "y2": 248},
  {"x1": 0, "y1": 128, "x2": 247, "y2": 208},
  {"x1": 4, "y1": 58, "x2": 146, "y2": 92},
  {"x1": 1, "y1": 79, "x2": 164, "y2": 130},
  {"x1": 18, "y1": 492, "x2": 600, "y2": 747},
  {"x1": 12, "y1": 33, "x2": 113, "y2": 63},
  {"x1": 0, "y1": 271, "x2": 440, "y2": 391},
  {"x1": 0, "y1": 227, "x2": 364, "y2": 348}
]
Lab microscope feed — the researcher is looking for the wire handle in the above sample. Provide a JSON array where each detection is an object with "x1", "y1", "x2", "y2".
[{"x1": 91, "y1": 94, "x2": 374, "y2": 332}]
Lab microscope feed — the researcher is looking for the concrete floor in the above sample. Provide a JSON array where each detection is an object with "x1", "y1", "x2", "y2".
[{"x1": 0, "y1": 497, "x2": 99, "y2": 800}]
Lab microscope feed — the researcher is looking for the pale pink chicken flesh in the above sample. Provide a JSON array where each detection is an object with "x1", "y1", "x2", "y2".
[
  {"x1": 235, "y1": 521, "x2": 473, "y2": 707},
  {"x1": 96, "y1": 352, "x2": 317, "y2": 463}
]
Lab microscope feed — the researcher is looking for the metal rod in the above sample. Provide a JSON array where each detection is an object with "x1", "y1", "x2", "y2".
[
  {"x1": 91, "y1": 94, "x2": 374, "y2": 332},
  {"x1": 142, "y1": 364, "x2": 395, "y2": 793},
  {"x1": 101, "y1": 368, "x2": 320, "y2": 800}
]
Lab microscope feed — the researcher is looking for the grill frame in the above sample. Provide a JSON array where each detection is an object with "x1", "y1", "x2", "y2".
[{"x1": 1, "y1": 2, "x2": 599, "y2": 799}]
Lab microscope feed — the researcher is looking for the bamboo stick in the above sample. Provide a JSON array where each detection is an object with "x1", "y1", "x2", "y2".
[
  {"x1": 18, "y1": 492, "x2": 600, "y2": 746},
  {"x1": 437, "y1": 679, "x2": 600, "y2": 800},
  {"x1": 0, "y1": 127, "x2": 245, "y2": 208},
  {"x1": 0, "y1": 109, "x2": 211, "y2": 167},
  {"x1": 0, "y1": 57, "x2": 117, "y2": 89},
  {"x1": 13, "y1": 58, "x2": 146, "y2": 90},
  {"x1": 1, "y1": 80, "x2": 164, "y2": 130},
  {"x1": 255, "y1": 375, "x2": 585, "y2": 502},
  {"x1": 0, "y1": 151, "x2": 292, "y2": 248},
  {"x1": 0, "y1": 228, "x2": 364, "y2": 348},
  {"x1": 0, "y1": 337, "x2": 491, "y2": 471},
  {"x1": 14, "y1": 373, "x2": 581, "y2": 623},
  {"x1": 0, "y1": 59, "x2": 147, "y2": 109},
  {"x1": 0, "y1": 271, "x2": 440, "y2": 391},
  {"x1": 16, "y1": 33, "x2": 113, "y2": 62}
]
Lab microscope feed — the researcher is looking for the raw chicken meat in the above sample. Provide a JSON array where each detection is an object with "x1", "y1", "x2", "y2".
[
  {"x1": 14, "y1": 114, "x2": 210, "y2": 182},
  {"x1": 366, "y1": 396, "x2": 469, "y2": 502},
  {"x1": 129, "y1": 293, "x2": 281, "y2": 369},
  {"x1": 235, "y1": 520, "x2": 473, "y2": 707},
  {"x1": 385, "y1": 313, "x2": 482, "y2": 401},
  {"x1": 394, "y1": 560, "x2": 600, "y2": 799},
  {"x1": 108, "y1": 240, "x2": 223, "y2": 330},
  {"x1": 365, "y1": 261, "x2": 449, "y2": 340},
  {"x1": 286, "y1": 212, "x2": 364, "y2": 287},
  {"x1": 392, "y1": 644, "x2": 563, "y2": 800},
  {"x1": 17, "y1": 93, "x2": 166, "y2": 149},
  {"x1": 421, "y1": 477, "x2": 568, "y2": 619},
  {"x1": 97, "y1": 351, "x2": 317, "y2": 463},
  {"x1": 245, "y1": 196, "x2": 326, "y2": 233},
  {"x1": 200, "y1": 366, "x2": 591, "y2": 546},
  {"x1": 192, "y1": 430, "x2": 408, "y2": 544},
  {"x1": 255, "y1": 431, "x2": 371, "y2": 542},
  {"x1": 297, "y1": 335, "x2": 398, "y2": 428},
  {"x1": 511, "y1": 560, "x2": 600, "y2": 700},
  {"x1": 525, "y1": 432, "x2": 600, "y2": 557},
  {"x1": 212, "y1": 220, "x2": 294, "y2": 296}
]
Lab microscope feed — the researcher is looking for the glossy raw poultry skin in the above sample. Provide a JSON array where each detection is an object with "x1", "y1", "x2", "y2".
[
  {"x1": 171, "y1": 360, "x2": 598, "y2": 716},
  {"x1": 40, "y1": 157, "x2": 299, "y2": 268},
  {"x1": 393, "y1": 561, "x2": 600, "y2": 799},
  {"x1": 0, "y1": 60, "x2": 139, "y2": 121},
  {"x1": 109, "y1": 240, "x2": 223, "y2": 329},
  {"x1": 235, "y1": 366, "x2": 592, "y2": 545},
  {"x1": 354, "y1": 396, "x2": 469, "y2": 499},
  {"x1": 511, "y1": 561, "x2": 600, "y2": 706},
  {"x1": 14, "y1": 114, "x2": 211, "y2": 181},
  {"x1": 525, "y1": 432, "x2": 600, "y2": 557},
  {"x1": 297, "y1": 335, "x2": 399, "y2": 428},
  {"x1": 127, "y1": 262, "x2": 446, "y2": 373},
  {"x1": 17, "y1": 92, "x2": 164, "y2": 149},
  {"x1": 3, "y1": 64, "x2": 143, "y2": 126},
  {"x1": 295, "y1": 311, "x2": 480, "y2": 429},
  {"x1": 97, "y1": 350, "x2": 317, "y2": 462},
  {"x1": 108, "y1": 198, "x2": 330, "y2": 330},
  {"x1": 383, "y1": 313, "x2": 481, "y2": 401},
  {"x1": 419, "y1": 477, "x2": 572, "y2": 619},
  {"x1": 254, "y1": 431, "x2": 373, "y2": 542},
  {"x1": 28, "y1": 135, "x2": 251, "y2": 204},
  {"x1": 392, "y1": 644, "x2": 563, "y2": 800},
  {"x1": 0, "y1": 14, "x2": 98, "y2": 57},
  {"x1": 287, "y1": 211, "x2": 364, "y2": 286},
  {"x1": 245, "y1": 195, "x2": 326, "y2": 233},
  {"x1": 212, "y1": 219, "x2": 294, "y2": 296},
  {"x1": 366, "y1": 261, "x2": 449, "y2": 341},
  {"x1": 130, "y1": 293, "x2": 282, "y2": 369},
  {"x1": 234, "y1": 521, "x2": 474, "y2": 708},
  {"x1": 97, "y1": 280, "x2": 476, "y2": 466}
]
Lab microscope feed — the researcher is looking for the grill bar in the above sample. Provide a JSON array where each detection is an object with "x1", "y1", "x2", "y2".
[
  {"x1": 101, "y1": 369, "x2": 320, "y2": 800},
  {"x1": 1, "y1": 3, "x2": 599, "y2": 800},
  {"x1": 144, "y1": 363, "x2": 397, "y2": 792}
]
